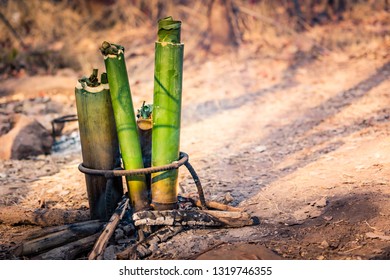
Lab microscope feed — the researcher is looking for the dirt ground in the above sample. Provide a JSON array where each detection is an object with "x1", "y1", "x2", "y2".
[{"x1": 1, "y1": 6, "x2": 390, "y2": 260}]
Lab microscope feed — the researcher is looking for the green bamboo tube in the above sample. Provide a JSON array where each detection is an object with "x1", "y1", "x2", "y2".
[
  {"x1": 151, "y1": 17, "x2": 184, "y2": 210},
  {"x1": 75, "y1": 69, "x2": 123, "y2": 220},
  {"x1": 100, "y1": 42, "x2": 149, "y2": 212}
]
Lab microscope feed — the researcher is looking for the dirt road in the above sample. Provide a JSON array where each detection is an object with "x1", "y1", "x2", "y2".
[{"x1": 1, "y1": 12, "x2": 390, "y2": 259}]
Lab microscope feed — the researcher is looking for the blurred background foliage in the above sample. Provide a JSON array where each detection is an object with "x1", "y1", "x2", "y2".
[{"x1": 0, "y1": 0, "x2": 388, "y2": 79}]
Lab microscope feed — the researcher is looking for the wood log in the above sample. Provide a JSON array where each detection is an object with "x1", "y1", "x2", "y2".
[
  {"x1": 32, "y1": 233, "x2": 100, "y2": 260},
  {"x1": 25, "y1": 220, "x2": 102, "y2": 240},
  {"x1": 13, "y1": 220, "x2": 104, "y2": 256},
  {"x1": 133, "y1": 210, "x2": 254, "y2": 228},
  {"x1": 88, "y1": 196, "x2": 129, "y2": 260},
  {"x1": 0, "y1": 206, "x2": 90, "y2": 227},
  {"x1": 116, "y1": 226, "x2": 183, "y2": 260}
]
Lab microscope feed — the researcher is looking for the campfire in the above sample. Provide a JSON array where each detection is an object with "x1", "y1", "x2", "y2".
[{"x1": 9, "y1": 16, "x2": 256, "y2": 260}]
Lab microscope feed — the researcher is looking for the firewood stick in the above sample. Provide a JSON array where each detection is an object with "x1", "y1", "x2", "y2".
[
  {"x1": 116, "y1": 226, "x2": 183, "y2": 260},
  {"x1": 25, "y1": 220, "x2": 102, "y2": 241},
  {"x1": 0, "y1": 206, "x2": 89, "y2": 227},
  {"x1": 88, "y1": 196, "x2": 129, "y2": 260},
  {"x1": 32, "y1": 233, "x2": 100, "y2": 260},
  {"x1": 13, "y1": 220, "x2": 104, "y2": 257},
  {"x1": 133, "y1": 210, "x2": 254, "y2": 228}
]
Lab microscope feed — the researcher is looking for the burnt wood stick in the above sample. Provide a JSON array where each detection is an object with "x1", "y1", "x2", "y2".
[
  {"x1": 0, "y1": 206, "x2": 90, "y2": 227},
  {"x1": 25, "y1": 220, "x2": 102, "y2": 241},
  {"x1": 116, "y1": 226, "x2": 183, "y2": 260},
  {"x1": 13, "y1": 220, "x2": 104, "y2": 257},
  {"x1": 32, "y1": 233, "x2": 100, "y2": 260},
  {"x1": 133, "y1": 210, "x2": 254, "y2": 228},
  {"x1": 88, "y1": 196, "x2": 129, "y2": 260}
]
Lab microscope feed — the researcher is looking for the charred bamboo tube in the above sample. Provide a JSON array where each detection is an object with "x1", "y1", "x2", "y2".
[
  {"x1": 75, "y1": 69, "x2": 123, "y2": 220},
  {"x1": 100, "y1": 42, "x2": 149, "y2": 212},
  {"x1": 137, "y1": 102, "x2": 153, "y2": 200},
  {"x1": 151, "y1": 17, "x2": 184, "y2": 210}
]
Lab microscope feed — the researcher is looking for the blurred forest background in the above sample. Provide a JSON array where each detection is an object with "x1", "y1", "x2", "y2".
[{"x1": 0, "y1": 0, "x2": 389, "y2": 80}]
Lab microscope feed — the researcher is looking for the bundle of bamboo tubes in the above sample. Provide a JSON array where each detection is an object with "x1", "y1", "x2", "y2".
[
  {"x1": 11, "y1": 16, "x2": 255, "y2": 261},
  {"x1": 76, "y1": 17, "x2": 184, "y2": 216}
]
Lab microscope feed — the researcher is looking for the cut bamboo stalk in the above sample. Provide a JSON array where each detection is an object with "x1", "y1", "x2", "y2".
[
  {"x1": 75, "y1": 69, "x2": 123, "y2": 220},
  {"x1": 88, "y1": 196, "x2": 129, "y2": 260},
  {"x1": 151, "y1": 16, "x2": 184, "y2": 210},
  {"x1": 101, "y1": 42, "x2": 149, "y2": 212},
  {"x1": 137, "y1": 102, "x2": 153, "y2": 200}
]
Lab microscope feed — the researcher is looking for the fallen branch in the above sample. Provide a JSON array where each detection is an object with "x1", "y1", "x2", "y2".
[
  {"x1": 116, "y1": 226, "x2": 184, "y2": 260},
  {"x1": 186, "y1": 197, "x2": 242, "y2": 212},
  {"x1": 32, "y1": 233, "x2": 100, "y2": 260},
  {"x1": 88, "y1": 196, "x2": 129, "y2": 260},
  {"x1": 0, "y1": 206, "x2": 90, "y2": 227},
  {"x1": 13, "y1": 220, "x2": 103, "y2": 257},
  {"x1": 133, "y1": 210, "x2": 255, "y2": 228}
]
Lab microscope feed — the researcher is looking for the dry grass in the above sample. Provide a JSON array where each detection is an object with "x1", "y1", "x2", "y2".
[{"x1": 0, "y1": 0, "x2": 388, "y2": 78}]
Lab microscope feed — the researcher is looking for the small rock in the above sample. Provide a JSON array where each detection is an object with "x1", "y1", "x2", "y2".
[
  {"x1": 293, "y1": 204, "x2": 323, "y2": 221},
  {"x1": 254, "y1": 145, "x2": 267, "y2": 153},
  {"x1": 224, "y1": 192, "x2": 234, "y2": 203},
  {"x1": 293, "y1": 209, "x2": 310, "y2": 221},
  {"x1": 317, "y1": 255, "x2": 325, "y2": 260},
  {"x1": 309, "y1": 208, "x2": 323, "y2": 219},
  {"x1": 315, "y1": 197, "x2": 327, "y2": 208},
  {"x1": 122, "y1": 224, "x2": 135, "y2": 236},
  {"x1": 117, "y1": 238, "x2": 131, "y2": 245},
  {"x1": 115, "y1": 228, "x2": 124, "y2": 241},
  {"x1": 320, "y1": 240, "x2": 329, "y2": 249},
  {"x1": 103, "y1": 245, "x2": 117, "y2": 260},
  {"x1": 0, "y1": 173, "x2": 7, "y2": 179},
  {"x1": 0, "y1": 115, "x2": 53, "y2": 160}
]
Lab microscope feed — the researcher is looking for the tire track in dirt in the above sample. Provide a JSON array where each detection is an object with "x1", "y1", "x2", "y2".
[{"x1": 180, "y1": 60, "x2": 390, "y2": 209}]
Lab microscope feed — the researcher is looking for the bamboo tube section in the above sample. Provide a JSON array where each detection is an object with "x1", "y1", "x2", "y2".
[
  {"x1": 75, "y1": 69, "x2": 123, "y2": 220},
  {"x1": 100, "y1": 42, "x2": 149, "y2": 212},
  {"x1": 137, "y1": 102, "x2": 153, "y2": 199},
  {"x1": 151, "y1": 17, "x2": 184, "y2": 210}
]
